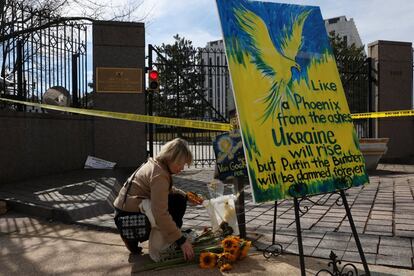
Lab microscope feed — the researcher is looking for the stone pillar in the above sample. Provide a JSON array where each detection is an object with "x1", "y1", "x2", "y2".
[
  {"x1": 368, "y1": 40, "x2": 414, "y2": 163},
  {"x1": 93, "y1": 21, "x2": 146, "y2": 167}
]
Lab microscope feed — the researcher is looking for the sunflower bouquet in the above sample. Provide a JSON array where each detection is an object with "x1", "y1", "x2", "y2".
[
  {"x1": 199, "y1": 235, "x2": 252, "y2": 272},
  {"x1": 157, "y1": 225, "x2": 229, "y2": 262},
  {"x1": 135, "y1": 222, "x2": 235, "y2": 272}
]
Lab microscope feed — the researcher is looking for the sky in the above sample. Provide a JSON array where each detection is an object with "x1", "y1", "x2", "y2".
[
  {"x1": 72, "y1": 0, "x2": 413, "y2": 104},
  {"x1": 129, "y1": 0, "x2": 414, "y2": 49}
]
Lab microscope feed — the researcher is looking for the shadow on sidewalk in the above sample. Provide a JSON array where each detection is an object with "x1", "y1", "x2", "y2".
[
  {"x1": 0, "y1": 169, "x2": 131, "y2": 228},
  {"x1": 369, "y1": 169, "x2": 412, "y2": 176}
]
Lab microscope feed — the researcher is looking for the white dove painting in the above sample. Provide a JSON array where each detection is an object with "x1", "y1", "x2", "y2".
[{"x1": 216, "y1": 0, "x2": 368, "y2": 203}]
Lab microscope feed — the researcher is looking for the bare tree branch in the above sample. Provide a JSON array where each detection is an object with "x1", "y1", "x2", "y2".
[{"x1": 0, "y1": 16, "x2": 94, "y2": 43}]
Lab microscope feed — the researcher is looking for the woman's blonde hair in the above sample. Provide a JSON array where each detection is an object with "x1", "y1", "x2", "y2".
[{"x1": 156, "y1": 138, "x2": 193, "y2": 165}]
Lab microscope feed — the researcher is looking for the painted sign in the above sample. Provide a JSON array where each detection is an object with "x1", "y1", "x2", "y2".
[
  {"x1": 215, "y1": 0, "x2": 369, "y2": 203},
  {"x1": 213, "y1": 130, "x2": 248, "y2": 180}
]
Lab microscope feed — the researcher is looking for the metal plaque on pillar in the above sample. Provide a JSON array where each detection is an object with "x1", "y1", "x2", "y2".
[{"x1": 96, "y1": 67, "x2": 143, "y2": 93}]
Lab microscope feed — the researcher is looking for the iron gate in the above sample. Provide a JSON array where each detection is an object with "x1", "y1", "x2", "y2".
[
  {"x1": 147, "y1": 43, "x2": 229, "y2": 167},
  {"x1": 1, "y1": 0, "x2": 89, "y2": 111},
  {"x1": 338, "y1": 56, "x2": 374, "y2": 138}
]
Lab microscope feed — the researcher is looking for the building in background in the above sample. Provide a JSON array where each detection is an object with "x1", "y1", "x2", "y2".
[
  {"x1": 202, "y1": 40, "x2": 235, "y2": 120},
  {"x1": 324, "y1": 16, "x2": 364, "y2": 48}
]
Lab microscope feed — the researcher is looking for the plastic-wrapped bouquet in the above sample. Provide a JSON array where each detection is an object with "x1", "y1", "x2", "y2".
[{"x1": 207, "y1": 179, "x2": 225, "y2": 198}]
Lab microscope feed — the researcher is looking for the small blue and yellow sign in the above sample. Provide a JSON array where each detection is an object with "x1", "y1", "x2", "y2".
[{"x1": 213, "y1": 130, "x2": 247, "y2": 180}]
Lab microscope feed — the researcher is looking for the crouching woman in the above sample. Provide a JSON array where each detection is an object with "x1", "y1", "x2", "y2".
[{"x1": 113, "y1": 138, "x2": 200, "y2": 261}]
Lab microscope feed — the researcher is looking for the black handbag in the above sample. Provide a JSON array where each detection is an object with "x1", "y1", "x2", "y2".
[
  {"x1": 114, "y1": 164, "x2": 151, "y2": 242},
  {"x1": 114, "y1": 211, "x2": 151, "y2": 242}
]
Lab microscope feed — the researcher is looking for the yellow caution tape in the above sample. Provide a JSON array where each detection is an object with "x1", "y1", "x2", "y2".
[
  {"x1": 1, "y1": 97, "x2": 413, "y2": 130},
  {"x1": 351, "y1": 109, "x2": 414, "y2": 119},
  {"x1": 0, "y1": 97, "x2": 232, "y2": 131}
]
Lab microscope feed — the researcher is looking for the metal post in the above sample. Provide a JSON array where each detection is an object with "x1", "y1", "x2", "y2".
[
  {"x1": 176, "y1": 63, "x2": 181, "y2": 137},
  {"x1": 272, "y1": 200, "x2": 278, "y2": 244},
  {"x1": 148, "y1": 44, "x2": 154, "y2": 157},
  {"x1": 234, "y1": 177, "x2": 246, "y2": 239},
  {"x1": 294, "y1": 197, "x2": 306, "y2": 276},
  {"x1": 84, "y1": 27, "x2": 88, "y2": 107},
  {"x1": 262, "y1": 199, "x2": 283, "y2": 258},
  {"x1": 340, "y1": 190, "x2": 371, "y2": 276},
  {"x1": 72, "y1": 53, "x2": 79, "y2": 107},
  {"x1": 367, "y1": 57, "x2": 373, "y2": 138},
  {"x1": 16, "y1": 40, "x2": 24, "y2": 111}
]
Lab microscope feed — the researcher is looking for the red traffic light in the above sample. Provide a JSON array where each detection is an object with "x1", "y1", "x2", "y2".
[
  {"x1": 149, "y1": 70, "x2": 159, "y2": 80},
  {"x1": 148, "y1": 70, "x2": 159, "y2": 91}
]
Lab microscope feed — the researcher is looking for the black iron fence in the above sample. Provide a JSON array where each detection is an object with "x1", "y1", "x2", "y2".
[
  {"x1": 337, "y1": 56, "x2": 373, "y2": 138},
  {"x1": 148, "y1": 43, "x2": 373, "y2": 167},
  {"x1": 0, "y1": 0, "x2": 89, "y2": 111},
  {"x1": 147, "y1": 44, "x2": 229, "y2": 167}
]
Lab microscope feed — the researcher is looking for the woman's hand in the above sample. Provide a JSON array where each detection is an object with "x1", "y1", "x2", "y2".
[
  {"x1": 180, "y1": 239, "x2": 194, "y2": 261},
  {"x1": 186, "y1": 191, "x2": 204, "y2": 205}
]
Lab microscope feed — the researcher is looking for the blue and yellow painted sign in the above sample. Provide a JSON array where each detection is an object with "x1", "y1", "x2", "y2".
[
  {"x1": 213, "y1": 130, "x2": 248, "y2": 180},
  {"x1": 215, "y1": 0, "x2": 369, "y2": 202}
]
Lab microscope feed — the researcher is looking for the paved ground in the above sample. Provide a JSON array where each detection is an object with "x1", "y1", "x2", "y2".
[
  {"x1": 1, "y1": 211, "x2": 414, "y2": 275},
  {"x1": 1, "y1": 163, "x2": 414, "y2": 272},
  {"x1": 176, "y1": 164, "x2": 414, "y2": 269}
]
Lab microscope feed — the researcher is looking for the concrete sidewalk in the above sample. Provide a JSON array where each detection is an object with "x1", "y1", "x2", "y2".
[
  {"x1": 1, "y1": 211, "x2": 414, "y2": 275},
  {"x1": 1, "y1": 164, "x2": 414, "y2": 271},
  {"x1": 177, "y1": 164, "x2": 414, "y2": 269}
]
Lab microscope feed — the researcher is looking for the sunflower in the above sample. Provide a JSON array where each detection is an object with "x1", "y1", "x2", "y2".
[
  {"x1": 219, "y1": 263, "x2": 233, "y2": 272},
  {"x1": 199, "y1": 252, "x2": 218, "y2": 269},
  {"x1": 238, "y1": 240, "x2": 252, "y2": 260},
  {"x1": 217, "y1": 253, "x2": 229, "y2": 266},
  {"x1": 221, "y1": 236, "x2": 239, "y2": 251},
  {"x1": 224, "y1": 248, "x2": 236, "y2": 255},
  {"x1": 227, "y1": 235, "x2": 241, "y2": 243},
  {"x1": 223, "y1": 251, "x2": 238, "y2": 262}
]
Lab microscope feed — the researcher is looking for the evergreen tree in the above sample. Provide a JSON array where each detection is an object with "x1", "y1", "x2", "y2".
[
  {"x1": 329, "y1": 31, "x2": 366, "y2": 74},
  {"x1": 329, "y1": 31, "x2": 368, "y2": 113},
  {"x1": 153, "y1": 35, "x2": 206, "y2": 119}
]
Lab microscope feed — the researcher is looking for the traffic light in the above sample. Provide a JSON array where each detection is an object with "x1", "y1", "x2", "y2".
[{"x1": 148, "y1": 70, "x2": 159, "y2": 92}]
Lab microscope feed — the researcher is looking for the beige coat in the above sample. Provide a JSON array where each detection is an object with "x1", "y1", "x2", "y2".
[{"x1": 113, "y1": 158, "x2": 186, "y2": 244}]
